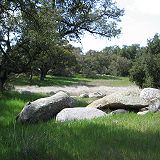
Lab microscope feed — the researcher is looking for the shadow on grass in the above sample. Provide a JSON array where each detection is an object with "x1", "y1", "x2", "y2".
[
  {"x1": 0, "y1": 117, "x2": 160, "y2": 160},
  {"x1": 1, "y1": 91, "x2": 159, "y2": 160},
  {"x1": 12, "y1": 75, "x2": 90, "y2": 86},
  {"x1": 11, "y1": 74, "x2": 124, "y2": 87},
  {"x1": 0, "y1": 91, "x2": 46, "y2": 127},
  {"x1": 0, "y1": 91, "x2": 46, "y2": 102}
]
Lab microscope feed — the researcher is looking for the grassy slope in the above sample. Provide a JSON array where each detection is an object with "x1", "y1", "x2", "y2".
[
  {"x1": 11, "y1": 74, "x2": 134, "y2": 87},
  {"x1": 0, "y1": 92, "x2": 160, "y2": 160}
]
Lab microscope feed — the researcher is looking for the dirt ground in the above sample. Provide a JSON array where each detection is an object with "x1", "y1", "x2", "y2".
[{"x1": 15, "y1": 85, "x2": 140, "y2": 96}]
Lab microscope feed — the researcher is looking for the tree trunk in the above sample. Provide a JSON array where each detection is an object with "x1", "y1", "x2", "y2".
[
  {"x1": 40, "y1": 68, "x2": 48, "y2": 81},
  {"x1": 0, "y1": 76, "x2": 7, "y2": 92},
  {"x1": 29, "y1": 70, "x2": 33, "y2": 81},
  {"x1": 0, "y1": 79, "x2": 5, "y2": 92},
  {"x1": 0, "y1": 71, "x2": 8, "y2": 92}
]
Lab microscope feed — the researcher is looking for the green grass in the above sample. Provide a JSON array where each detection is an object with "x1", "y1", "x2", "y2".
[
  {"x1": 11, "y1": 75, "x2": 89, "y2": 86},
  {"x1": 0, "y1": 91, "x2": 160, "y2": 160},
  {"x1": 86, "y1": 76, "x2": 133, "y2": 87},
  {"x1": 76, "y1": 97, "x2": 98, "y2": 107},
  {"x1": 11, "y1": 74, "x2": 134, "y2": 87}
]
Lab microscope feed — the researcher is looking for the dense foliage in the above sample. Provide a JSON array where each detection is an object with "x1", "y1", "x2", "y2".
[
  {"x1": 79, "y1": 45, "x2": 140, "y2": 78},
  {"x1": 0, "y1": 0, "x2": 124, "y2": 91},
  {"x1": 130, "y1": 34, "x2": 160, "y2": 88}
]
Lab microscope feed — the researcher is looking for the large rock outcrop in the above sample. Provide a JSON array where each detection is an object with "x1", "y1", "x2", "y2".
[
  {"x1": 140, "y1": 88, "x2": 160, "y2": 101},
  {"x1": 87, "y1": 90, "x2": 149, "y2": 111},
  {"x1": 140, "y1": 88, "x2": 160, "y2": 112},
  {"x1": 56, "y1": 107, "x2": 106, "y2": 122},
  {"x1": 16, "y1": 91, "x2": 75, "y2": 123}
]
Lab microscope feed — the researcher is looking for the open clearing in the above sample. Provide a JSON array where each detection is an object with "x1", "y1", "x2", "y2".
[
  {"x1": 14, "y1": 75, "x2": 138, "y2": 96},
  {"x1": 15, "y1": 85, "x2": 139, "y2": 96}
]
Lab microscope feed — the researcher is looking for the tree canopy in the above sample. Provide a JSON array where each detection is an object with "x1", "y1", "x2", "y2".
[
  {"x1": 0, "y1": 0, "x2": 124, "y2": 91},
  {"x1": 54, "y1": 0, "x2": 124, "y2": 39},
  {"x1": 130, "y1": 33, "x2": 160, "y2": 88}
]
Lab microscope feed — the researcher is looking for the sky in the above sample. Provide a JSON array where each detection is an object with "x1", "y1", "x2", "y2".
[{"x1": 70, "y1": 0, "x2": 160, "y2": 53}]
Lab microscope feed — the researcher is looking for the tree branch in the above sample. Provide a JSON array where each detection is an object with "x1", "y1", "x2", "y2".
[{"x1": 0, "y1": 45, "x2": 6, "y2": 55}]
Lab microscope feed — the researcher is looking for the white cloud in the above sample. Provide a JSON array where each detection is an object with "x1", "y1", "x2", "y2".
[
  {"x1": 116, "y1": 0, "x2": 160, "y2": 15},
  {"x1": 70, "y1": 34, "x2": 108, "y2": 53},
  {"x1": 128, "y1": 0, "x2": 160, "y2": 15},
  {"x1": 70, "y1": 0, "x2": 160, "y2": 53}
]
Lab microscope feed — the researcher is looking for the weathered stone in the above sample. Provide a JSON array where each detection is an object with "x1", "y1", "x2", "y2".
[
  {"x1": 140, "y1": 88, "x2": 160, "y2": 101},
  {"x1": 56, "y1": 107, "x2": 106, "y2": 122},
  {"x1": 137, "y1": 110, "x2": 150, "y2": 115},
  {"x1": 16, "y1": 91, "x2": 75, "y2": 123},
  {"x1": 110, "y1": 109, "x2": 129, "y2": 115},
  {"x1": 140, "y1": 107, "x2": 149, "y2": 112},
  {"x1": 79, "y1": 93, "x2": 89, "y2": 98},
  {"x1": 55, "y1": 90, "x2": 70, "y2": 95},
  {"x1": 49, "y1": 91, "x2": 55, "y2": 95},
  {"x1": 89, "y1": 92, "x2": 105, "y2": 98},
  {"x1": 140, "y1": 88, "x2": 160, "y2": 112},
  {"x1": 87, "y1": 90, "x2": 149, "y2": 111},
  {"x1": 148, "y1": 100, "x2": 160, "y2": 112}
]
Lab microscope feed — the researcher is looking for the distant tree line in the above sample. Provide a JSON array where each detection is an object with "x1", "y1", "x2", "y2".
[
  {"x1": 79, "y1": 44, "x2": 139, "y2": 78},
  {"x1": 79, "y1": 33, "x2": 160, "y2": 89}
]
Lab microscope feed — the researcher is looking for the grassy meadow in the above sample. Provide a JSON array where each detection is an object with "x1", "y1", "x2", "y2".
[
  {"x1": 11, "y1": 74, "x2": 134, "y2": 87},
  {"x1": 0, "y1": 91, "x2": 160, "y2": 160}
]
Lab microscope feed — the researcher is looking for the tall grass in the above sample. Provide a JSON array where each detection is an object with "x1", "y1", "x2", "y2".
[{"x1": 0, "y1": 92, "x2": 160, "y2": 160}]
